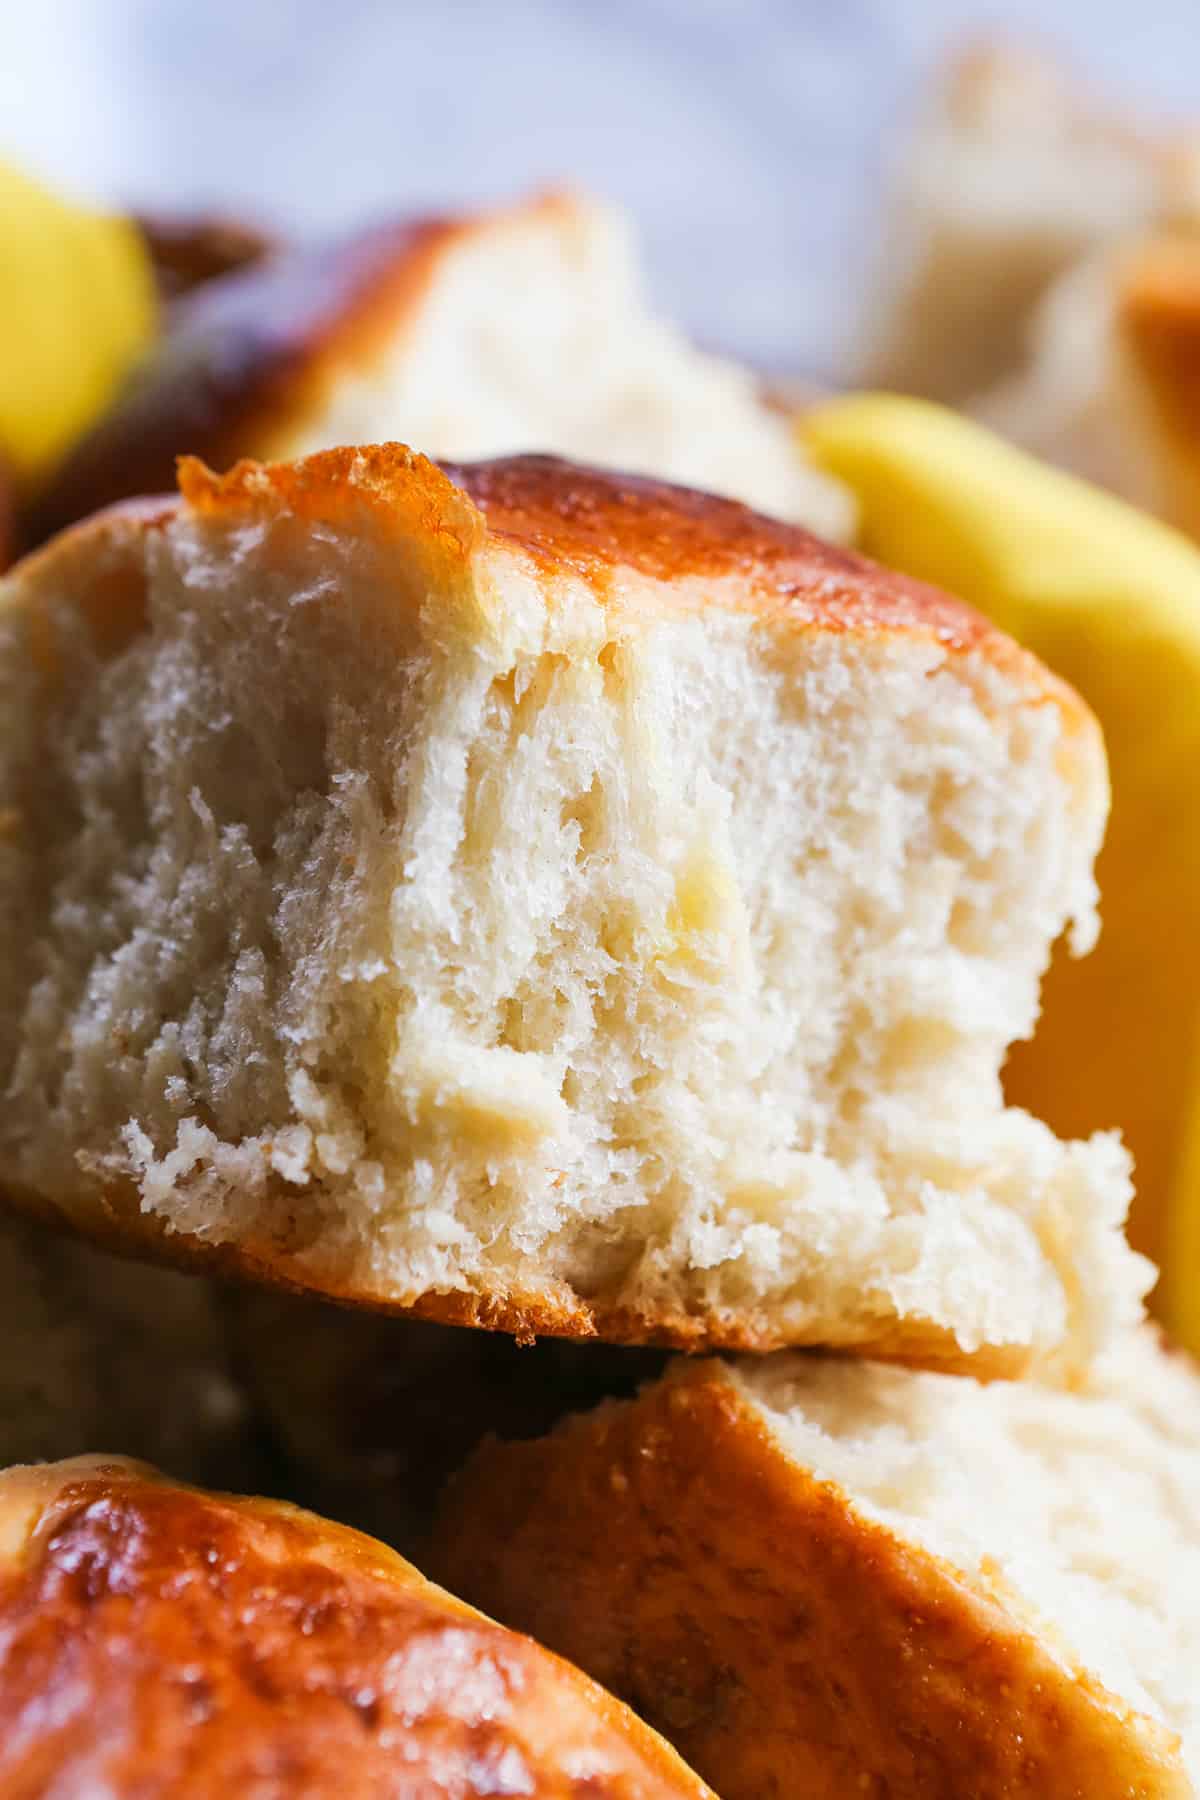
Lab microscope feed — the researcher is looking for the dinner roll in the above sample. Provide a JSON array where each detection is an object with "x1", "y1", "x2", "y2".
[
  {"x1": 432, "y1": 1328, "x2": 1200, "y2": 1800},
  {"x1": 0, "y1": 1455, "x2": 712, "y2": 1797},
  {"x1": 0, "y1": 1214, "x2": 253, "y2": 1487},
  {"x1": 965, "y1": 239, "x2": 1200, "y2": 537},
  {"x1": 858, "y1": 40, "x2": 1200, "y2": 405},
  {"x1": 1113, "y1": 237, "x2": 1200, "y2": 538},
  {"x1": 29, "y1": 190, "x2": 850, "y2": 546},
  {"x1": 0, "y1": 444, "x2": 1145, "y2": 1369}
]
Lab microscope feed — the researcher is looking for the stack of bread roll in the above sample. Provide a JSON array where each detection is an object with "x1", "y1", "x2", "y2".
[{"x1": 1, "y1": 187, "x2": 1197, "y2": 1798}]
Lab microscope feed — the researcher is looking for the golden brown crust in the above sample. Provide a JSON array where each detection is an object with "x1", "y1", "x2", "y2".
[
  {"x1": 430, "y1": 1364, "x2": 1189, "y2": 1800},
  {"x1": 0, "y1": 1454, "x2": 714, "y2": 1799},
  {"x1": 445, "y1": 452, "x2": 993, "y2": 636},
  {"x1": 19, "y1": 438, "x2": 1081, "y2": 707},
  {"x1": 153, "y1": 438, "x2": 1055, "y2": 669},
  {"x1": 12, "y1": 440, "x2": 1092, "y2": 753},
  {"x1": 192, "y1": 450, "x2": 1105, "y2": 754},
  {"x1": 23, "y1": 193, "x2": 583, "y2": 547},
  {"x1": 2, "y1": 1171, "x2": 1034, "y2": 1375}
]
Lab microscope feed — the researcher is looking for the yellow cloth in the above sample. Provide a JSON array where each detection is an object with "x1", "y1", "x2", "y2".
[
  {"x1": 804, "y1": 394, "x2": 1200, "y2": 1348},
  {"x1": 0, "y1": 161, "x2": 156, "y2": 491}
]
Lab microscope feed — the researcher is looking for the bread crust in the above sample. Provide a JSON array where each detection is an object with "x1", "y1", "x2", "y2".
[
  {"x1": 0, "y1": 1453, "x2": 714, "y2": 1798},
  {"x1": 1, "y1": 1174, "x2": 1034, "y2": 1372},
  {"x1": 430, "y1": 1362, "x2": 1190, "y2": 1800},
  {"x1": 22, "y1": 440, "x2": 1097, "y2": 727}
]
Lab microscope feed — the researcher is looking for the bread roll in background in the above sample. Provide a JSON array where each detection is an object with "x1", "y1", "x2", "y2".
[
  {"x1": 1112, "y1": 238, "x2": 1200, "y2": 538},
  {"x1": 0, "y1": 1455, "x2": 713, "y2": 1798},
  {"x1": 961, "y1": 236, "x2": 1200, "y2": 542},
  {"x1": 0, "y1": 442, "x2": 1145, "y2": 1370},
  {"x1": 433, "y1": 1328, "x2": 1200, "y2": 1800},
  {"x1": 858, "y1": 40, "x2": 1200, "y2": 406},
  {"x1": 0, "y1": 1215, "x2": 254, "y2": 1488},
  {"x1": 28, "y1": 190, "x2": 851, "y2": 548}
]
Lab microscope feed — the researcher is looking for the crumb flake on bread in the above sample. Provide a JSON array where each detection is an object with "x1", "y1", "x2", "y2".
[
  {"x1": 31, "y1": 191, "x2": 852, "y2": 546},
  {"x1": 0, "y1": 1455, "x2": 713, "y2": 1795},
  {"x1": 432, "y1": 1327, "x2": 1200, "y2": 1799},
  {"x1": 0, "y1": 444, "x2": 1147, "y2": 1366}
]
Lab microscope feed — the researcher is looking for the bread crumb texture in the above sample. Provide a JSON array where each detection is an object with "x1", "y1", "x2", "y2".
[
  {"x1": 433, "y1": 1330, "x2": 1198, "y2": 1799},
  {"x1": 739, "y1": 1330, "x2": 1200, "y2": 1786}
]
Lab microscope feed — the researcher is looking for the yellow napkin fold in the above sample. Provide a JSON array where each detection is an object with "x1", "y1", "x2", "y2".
[
  {"x1": 0, "y1": 160, "x2": 156, "y2": 491},
  {"x1": 804, "y1": 394, "x2": 1200, "y2": 1347}
]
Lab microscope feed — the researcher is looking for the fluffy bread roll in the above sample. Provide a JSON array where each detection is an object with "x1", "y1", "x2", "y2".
[
  {"x1": 0, "y1": 1455, "x2": 712, "y2": 1798},
  {"x1": 0, "y1": 444, "x2": 1144, "y2": 1368},
  {"x1": 433, "y1": 1329, "x2": 1200, "y2": 1800},
  {"x1": 29, "y1": 190, "x2": 850, "y2": 546},
  {"x1": 0, "y1": 1215, "x2": 253, "y2": 1487},
  {"x1": 967, "y1": 239, "x2": 1200, "y2": 534},
  {"x1": 858, "y1": 41, "x2": 1200, "y2": 405},
  {"x1": 969, "y1": 251, "x2": 1153, "y2": 503}
]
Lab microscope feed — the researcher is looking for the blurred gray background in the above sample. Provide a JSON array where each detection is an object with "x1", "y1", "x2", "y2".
[{"x1": 4, "y1": 0, "x2": 1199, "y2": 374}]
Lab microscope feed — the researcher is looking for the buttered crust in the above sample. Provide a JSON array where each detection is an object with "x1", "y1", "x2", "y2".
[
  {"x1": 430, "y1": 1362, "x2": 1189, "y2": 1800},
  {"x1": 0, "y1": 1454, "x2": 714, "y2": 1798},
  {"x1": 20, "y1": 442, "x2": 1098, "y2": 723}
]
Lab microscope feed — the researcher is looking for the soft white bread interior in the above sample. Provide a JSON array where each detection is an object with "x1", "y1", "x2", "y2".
[
  {"x1": 738, "y1": 1331, "x2": 1200, "y2": 1786},
  {"x1": 0, "y1": 444, "x2": 1146, "y2": 1368},
  {"x1": 432, "y1": 1329, "x2": 1200, "y2": 1799},
  {"x1": 33, "y1": 191, "x2": 852, "y2": 546},
  {"x1": 0, "y1": 1215, "x2": 251, "y2": 1484},
  {"x1": 858, "y1": 40, "x2": 1200, "y2": 403}
]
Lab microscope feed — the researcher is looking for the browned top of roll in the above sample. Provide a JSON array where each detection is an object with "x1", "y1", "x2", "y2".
[{"x1": 0, "y1": 1455, "x2": 715, "y2": 1799}]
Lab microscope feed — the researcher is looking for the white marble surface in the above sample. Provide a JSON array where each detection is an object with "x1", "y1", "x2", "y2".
[{"x1": 3, "y1": 0, "x2": 1199, "y2": 373}]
